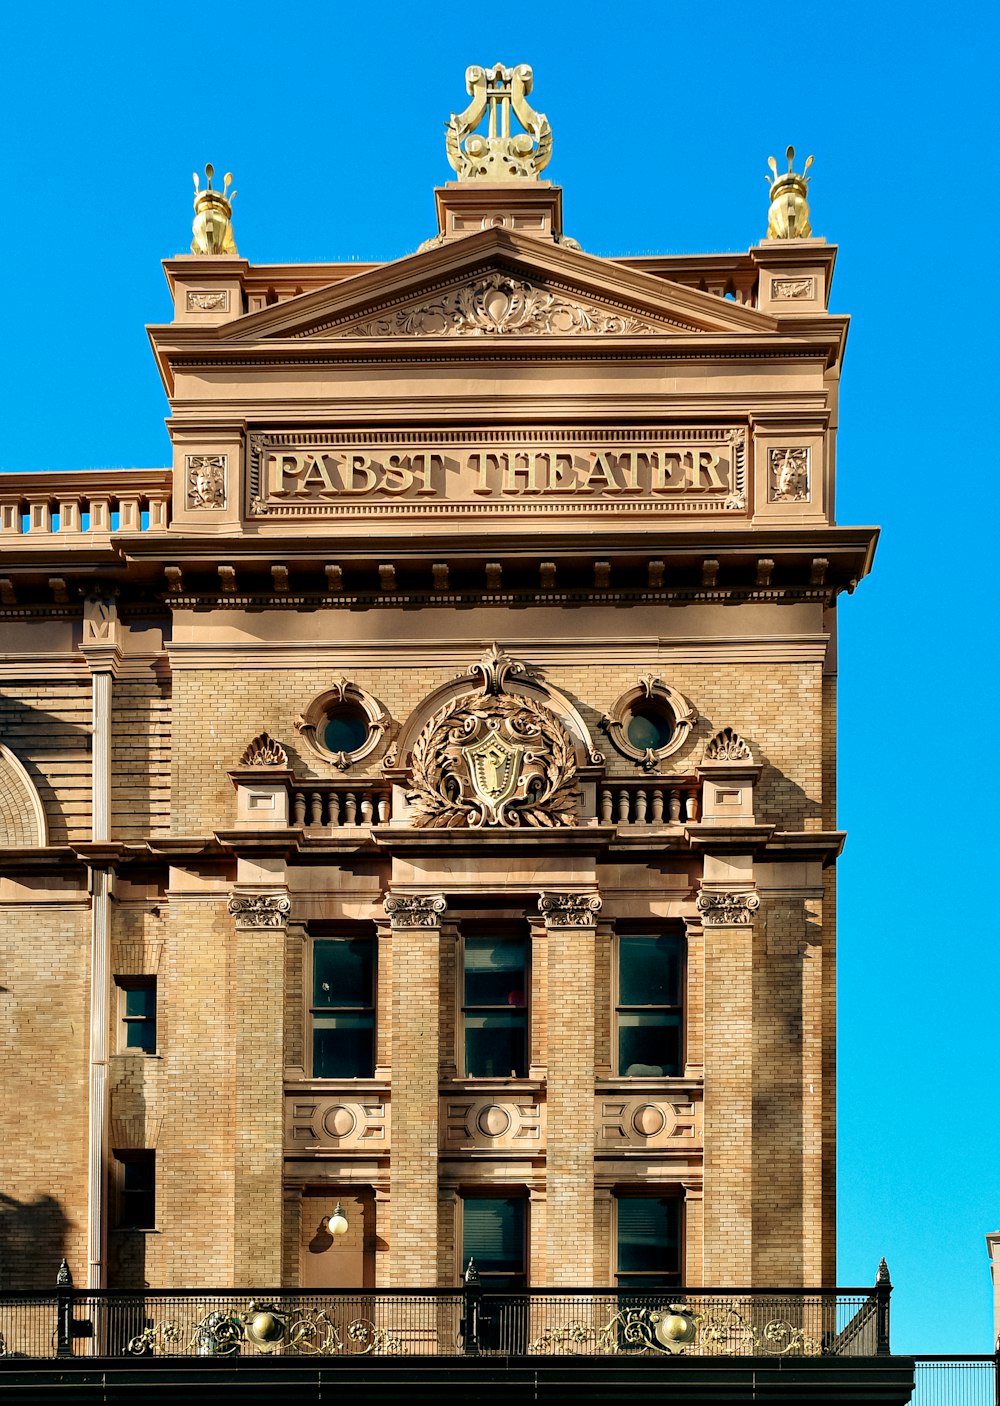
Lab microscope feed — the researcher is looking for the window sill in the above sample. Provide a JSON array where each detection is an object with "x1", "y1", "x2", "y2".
[
  {"x1": 441, "y1": 1076, "x2": 544, "y2": 1093},
  {"x1": 597, "y1": 1075, "x2": 702, "y2": 1091}
]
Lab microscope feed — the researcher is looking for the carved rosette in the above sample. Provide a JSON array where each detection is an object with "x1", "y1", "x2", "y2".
[
  {"x1": 538, "y1": 891, "x2": 602, "y2": 927},
  {"x1": 239, "y1": 731, "x2": 288, "y2": 767},
  {"x1": 406, "y1": 649, "x2": 578, "y2": 829},
  {"x1": 340, "y1": 274, "x2": 662, "y2": 338},
  {"x1": 696, "y1": 891, "x2": 760, "y2": 926},
  {"x1": 186, "y1": 454, "x2": 227, "y2": 509},
  {"x1": 704, "y1": 727, "x2": 753, "y2": 762},
  {"x1": 383, "y1": 893, "x2": 447, "y2": 928},
  {"x1": 228, "y1": 893, "x2": 291, "y2": 928}
]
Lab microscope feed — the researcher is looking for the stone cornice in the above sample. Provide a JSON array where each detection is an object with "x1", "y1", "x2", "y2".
[{"x1": 373, "y1": 826, "x2": 614, "y2": 859}]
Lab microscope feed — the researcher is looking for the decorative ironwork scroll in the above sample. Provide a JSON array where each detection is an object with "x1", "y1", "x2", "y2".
[{"x1": 128, "y1": 1303, "x2": 402, "y2": 1357}]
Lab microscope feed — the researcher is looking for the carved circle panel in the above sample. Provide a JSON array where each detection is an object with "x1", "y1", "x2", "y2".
[
  {"x1": 477, "y1": 1105, "x2": 513, "y2": 1138},
  {"x1": 632, "y1": 1103, "x2": 675, "y2": 1138},
  {"x1": 322, "y1": 1105, "x2": 358, "y2": 1139}
]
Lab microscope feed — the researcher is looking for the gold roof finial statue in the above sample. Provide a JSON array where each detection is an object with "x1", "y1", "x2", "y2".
[
  {"x1": 191, "y1": 163, "x2": 238, "y2": 255},
  {"x1": 446, "y1": 63, "x2": 552, "y2": 182},
  {"x1": 765, "y1": 146, "x2": 814, "y2": 239}
]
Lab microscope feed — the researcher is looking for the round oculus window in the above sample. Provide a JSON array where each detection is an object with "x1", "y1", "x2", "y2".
[
  {"x1": 321, "y1": 704, "x2": 370, "y2": 755},
  {"x1": 625, "y1": 705, "x2": 675, "y2": 752}
]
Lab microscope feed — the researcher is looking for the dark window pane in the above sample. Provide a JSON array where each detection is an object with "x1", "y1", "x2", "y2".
[
  {"x1": 119, "y1": 1156, "x2": 155, "y2": 1229},
  {"x1": 465, "y1": 1011, "x2": 527, "y2": 1077},
  {"x1": 618, "y1": 1012, "x2": 681, "y2": 1076},
  {"x1": 619, "y1": 936, "x2": 681, "y2": 1006},
  {"x1": 617, "y1": 1198, "x2": 679, "y2": 1277},
  {"x1": 313, "y1": 1012, "x2": 374, "y2": 1078},
  {"x1": 120, "y1": 981, "x2": 156, "y2": 1052},
  {"x1": 626, "y1": 707, "x2": 674, "y2": 751},
  {"x1": 124, "y1": 988, "x2": 155, "y2": 1019},
  {"x1": 322, "y1": 707, "x2": 369, "y2": 754},
  {"x1": 314, "y1": 939, "x2": 374, "y2": 1009},
  {"x1": 464, "y1": 938, "x2": 527, "y2": 1007},
  {"x1": 463, "y1": 1197, "x2": 526, "y2": 1278},
  {"x1": 125, "y1": 1018, "x2": 156, "y2": 1052}
]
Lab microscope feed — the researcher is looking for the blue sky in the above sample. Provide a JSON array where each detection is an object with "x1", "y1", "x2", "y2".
[{"x1": 2, "y1": 0, "x2": 997, "y2": 1353}]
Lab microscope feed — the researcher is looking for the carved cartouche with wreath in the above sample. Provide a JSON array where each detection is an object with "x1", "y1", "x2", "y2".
[{"x1": 405, "y1": 649, "x2": 579, "y2": 829}]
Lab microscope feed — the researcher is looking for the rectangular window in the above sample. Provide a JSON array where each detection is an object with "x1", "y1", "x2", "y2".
[
  {"x1": 115, "y1": 976, "x2": 156, "y2": 1053},
  {"x1": 114, "y1": 1151, "x2": 156, "y2": 1230},
  {"x1": 616, "y1": 1195, "x2": 681, "y2": 1289},
  {"x1": 462, "y1": 1195, "x2": 527, "y2": 1289},
  {"x1": 312, "y1": 937, "x2": 375, "y2": 1078},
  {"x1": 463, "y1": 933, "x2": 528, "y2": 1078},
  {"x1": 616, "y1": 934, "x2": 683, "y2": 1076}
]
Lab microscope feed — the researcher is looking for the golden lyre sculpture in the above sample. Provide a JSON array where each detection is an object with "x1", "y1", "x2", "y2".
[
  {"x1": 191, "y1": 164, "x2": 238, "y2": 255},
  {"x1": 446, "y1": 63, "x2": 552, "y2": 181},
  {"x1": 765, "y1": 146, "x2": 814, "y2": 239}
]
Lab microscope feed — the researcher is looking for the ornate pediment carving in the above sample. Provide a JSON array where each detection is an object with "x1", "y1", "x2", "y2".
[
  {"x1": 704, "y1": 727, "x2": 753, "y2": 762},
  {"x1": 238, "y1": 731, "x2": 288, "y2": 767},
  {"x1": 406, "y1": 646, "x2": 579, "y2": 829},
  {"x1": 332, "y1": 271, "x2": 665, "y2": 339}
]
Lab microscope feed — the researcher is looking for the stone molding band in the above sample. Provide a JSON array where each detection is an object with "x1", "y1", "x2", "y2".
[
  {"x1": 383, "y1": 893, "x2": 448, "y2": 927},
  {"x1": 538, "y1": 891, "x2": 602, "y2": 927},
  {"x1": 228, "y1": 893, "x2": 291, "y2": 928},
  {"x1": 696, "y1": 891, "x2": 760, "y2": 925}
]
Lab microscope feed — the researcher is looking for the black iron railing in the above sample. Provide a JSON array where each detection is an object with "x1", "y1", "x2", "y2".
[
  {"x1": 0, "y1": 1266, "x2": 893, "y2": 1360},
  {"x1": 911, "y1": 1356, "x2": 1000, "y2": 1406}
]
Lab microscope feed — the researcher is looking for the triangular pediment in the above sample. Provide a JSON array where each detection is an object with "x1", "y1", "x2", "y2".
[{"x1": 219, "y1": 228, "x2": 776, "y2": 343}]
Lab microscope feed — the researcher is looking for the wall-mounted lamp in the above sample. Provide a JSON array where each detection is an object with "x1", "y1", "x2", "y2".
[{"x1": 324, "y1": 1201, "x2": 349, "y2": 1236}]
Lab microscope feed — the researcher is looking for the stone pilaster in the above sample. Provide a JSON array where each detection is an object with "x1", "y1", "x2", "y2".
[
  {"x1": 384, "y1": 893, "x2": 447, "y2": 1286},
  {"x1": 229, "y1": 888, "x2": 289, "y2": 1286},
  {"x1": 539, "y1": 890, "x2": 600, "y2": 1286},
  {"x1": 81, "y1": 595, "x2": 122, "y2": 1290},
  {"x1": 697, "y1": 885, "x2": 759, "y2": 1284}
]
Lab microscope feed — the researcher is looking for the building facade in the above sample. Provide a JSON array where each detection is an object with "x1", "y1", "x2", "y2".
[{"x1": 0, "y1": 66, "x2": 876, "y2": 1300}]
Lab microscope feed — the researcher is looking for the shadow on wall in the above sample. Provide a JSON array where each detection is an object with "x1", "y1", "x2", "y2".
[{"x1": 0, "y1": 1193, "x2": 69, "y2": 1290}]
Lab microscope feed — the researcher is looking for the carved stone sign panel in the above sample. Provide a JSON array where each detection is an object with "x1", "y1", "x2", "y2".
[{"x1": 248, "y1": 427, "x2": 748, "y2": 518}]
